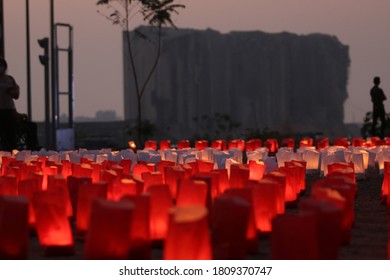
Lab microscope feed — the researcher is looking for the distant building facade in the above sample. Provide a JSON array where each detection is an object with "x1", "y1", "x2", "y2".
[{"x1": 123, "y1": 27, "x2": 350, "y2": 139}]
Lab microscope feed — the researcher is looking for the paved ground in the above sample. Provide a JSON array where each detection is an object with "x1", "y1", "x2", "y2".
[{"x1": 338, "y1": 174, "x2": 388, "y2": 260}]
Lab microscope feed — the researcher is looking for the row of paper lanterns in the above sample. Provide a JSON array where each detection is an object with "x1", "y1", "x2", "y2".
[
  {"x1": 144, "y1": 137, "x2": 390, "y2": 152},
  {"x1": 1, "y1": 151, "x2": 356, "y2": 258},
  {"x1": 137, "y1": 143, "x2": 390, "y2": 180},
  {"x1": 0, "y1": 144, "x2": 366, "y2": 260}
]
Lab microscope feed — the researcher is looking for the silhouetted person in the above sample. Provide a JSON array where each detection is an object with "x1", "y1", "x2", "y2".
[
  {"x1": 371, "y1": 76, "x2": 387, "y2": 139},
  {"x1": 0, "y1": 58, "x2": 39, "y2": 151},
  {"x1": 0, "y1": 57, "x2": 19, "y2": 151}
]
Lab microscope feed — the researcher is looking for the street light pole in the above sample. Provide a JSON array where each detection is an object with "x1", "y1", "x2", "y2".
[
  {"x1": 38, "y1": 37, "x2": 50, "y2": 148},
  {"x1": 26, "y1": 0, "x2": 32, "y2": 120},
  {"x1": 0, "y1": 0, "x2": 4, "y2": 58},
  {"x1": 50, "y1": 0, "x2": 57, "y2": 149}
]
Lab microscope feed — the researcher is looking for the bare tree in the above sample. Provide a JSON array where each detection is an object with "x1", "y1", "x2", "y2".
[{"x1": 96, "y1": 0, "x2": 185, "y2": 145}]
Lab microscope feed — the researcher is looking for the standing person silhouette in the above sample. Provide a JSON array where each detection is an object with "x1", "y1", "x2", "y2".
[
  {"x1": 0, "y1": 57, "x2": 39, "y2": 151},
  {"x1": 0, "y1": 57, "x2": 19, "y2": 151},
  {"x1": 370, "y1": 76, "x2": 387, "y2": 139}
]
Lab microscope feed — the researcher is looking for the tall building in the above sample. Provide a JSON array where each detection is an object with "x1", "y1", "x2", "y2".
[{"x1": 123, "y1": 27, "x2": 350, "y2": 140}]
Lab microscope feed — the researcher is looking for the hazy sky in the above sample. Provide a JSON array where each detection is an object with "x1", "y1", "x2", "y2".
[{"x1": 3, "y1": 0, "x2": 390, "y2": 124}]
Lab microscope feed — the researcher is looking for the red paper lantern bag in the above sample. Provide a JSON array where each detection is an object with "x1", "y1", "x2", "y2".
[
  {"x1": 76, "y1": 182, "x2": 108, "y2": 234},
  {"x1": 164, "y1": 205, "x2": 211, "y2": 260},
  {"x1": 0, "y1": 196, "x2": 29, "y2": 259},
  {"x1": 176, "y1": 179, "x2": 208, "y2": 207},
  {"x1": 211, "y1": 196, "x2": 250, "y2": 259},
  {"x1": 147, "y1": 184, "x2": 173, "y2": 240},
  {"x1": 84, "y1": 199, "x2": 134, "y2": 259},
  {"x1": 121, "y1": 194, "x2": 151, "y2": 259},
  {"x1": 271, "y1": 212, "x2": 318, "y2": 260},
  {"x1": 31, "y1": 190, "x2": 74, "y2": 256}
]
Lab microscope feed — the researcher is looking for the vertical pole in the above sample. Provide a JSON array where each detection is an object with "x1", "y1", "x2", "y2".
[
  {"x1": 43, "y1": 41, "x2": 50, "y2": 148},
  {"x1": 0, "y1": 0, "x2": 4, "y2": 58},
  {"x1": 38, "y1": 37, "x2": 50, "y2": 148},
  {"x1": 68, "y1": 26, "x2": 74, "y2": 128},
  {"x1": 26, "y1": 0, "x2": 32, "y2": 120},
  {"x1": 50, "y1": 0, "x2": 57, "y2": 149}
]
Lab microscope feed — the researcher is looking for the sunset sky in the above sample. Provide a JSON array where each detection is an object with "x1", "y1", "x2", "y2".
[{"x1": 3, "y1": 0, "x2": 390, "y2": 124}]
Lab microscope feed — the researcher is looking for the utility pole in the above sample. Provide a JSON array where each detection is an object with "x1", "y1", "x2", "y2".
[
  {"x1": 26, "y1": 0, "x2": 32, "y2": 119},
  {"x1": 50, "y1": 0, "x2": 58, "y2": 149},
  {"x1": 0, "y1": 0, "x2": 4, "y2": 58},
  {"x1": 38, "y1": 37, "x2": 50, "y2": 148}
]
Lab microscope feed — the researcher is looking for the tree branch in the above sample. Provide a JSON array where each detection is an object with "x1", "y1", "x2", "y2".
[{"x1": 140, "y1": 24, "x2": 162, "y2": 99}]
